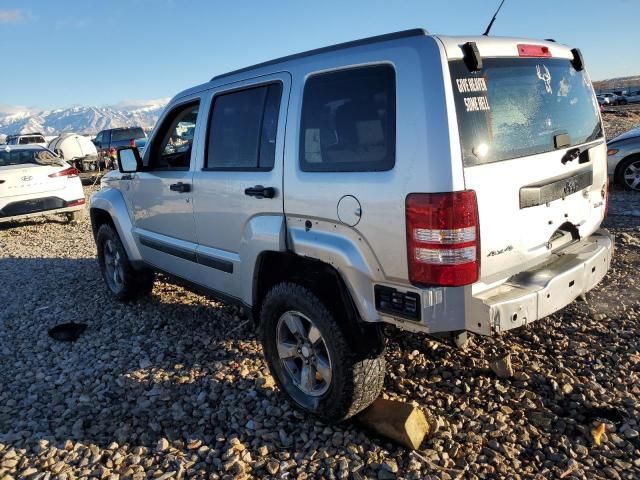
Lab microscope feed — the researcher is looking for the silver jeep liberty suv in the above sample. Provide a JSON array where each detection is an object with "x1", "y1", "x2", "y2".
[{"x1": 91, "y1": 29, "x2": 613, "y2": 421}]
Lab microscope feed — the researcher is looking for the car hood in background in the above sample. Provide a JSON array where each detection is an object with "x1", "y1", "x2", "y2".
[{"x1": 609, "y1": 126, "x2": 640, "y2": 144}]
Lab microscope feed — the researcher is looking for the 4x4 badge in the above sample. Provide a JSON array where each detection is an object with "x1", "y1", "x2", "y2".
[{"x1": 487, "y1": 245, "x2": 514, "y2": 257}]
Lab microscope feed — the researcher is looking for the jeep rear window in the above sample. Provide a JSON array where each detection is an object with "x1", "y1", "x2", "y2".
[{"x1": 450, "y1": 58, "x2": 603, "y2": 166}]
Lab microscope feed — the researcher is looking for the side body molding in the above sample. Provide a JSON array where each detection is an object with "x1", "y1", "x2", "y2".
[{"x1": 90, "y1": 187, "x2": 144, "y2": 266}]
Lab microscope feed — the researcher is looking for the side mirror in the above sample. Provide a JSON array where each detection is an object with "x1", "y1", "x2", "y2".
[{"x1": 117, "y1": 147, "x2": 142, "y2": 174}]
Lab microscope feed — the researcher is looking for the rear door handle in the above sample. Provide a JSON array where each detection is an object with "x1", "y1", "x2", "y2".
[
  {"x1": 170, "y1": 182, "x2": 191, "y2": 193},
  {"x1": 244, "y1": 185, "x2": 275, "y2": 199}
]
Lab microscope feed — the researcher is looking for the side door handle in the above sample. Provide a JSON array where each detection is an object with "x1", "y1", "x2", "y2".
[
  {"x1": 170, "y1": 182, "x2": 191, "y2": 193},
  {"x1": 244, "y1": 185, "x2": 276, "y2": 199}
]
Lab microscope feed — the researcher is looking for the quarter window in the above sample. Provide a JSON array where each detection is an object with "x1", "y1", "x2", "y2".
[
  {"x1": 299, "y1": 65, "x2": 396, "y2": 172},
  {"x1": 206, "y1": 83, "x2": 283, "y2": 170}
]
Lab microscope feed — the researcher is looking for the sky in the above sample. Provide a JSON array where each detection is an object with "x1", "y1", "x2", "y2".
[{"x1": 0, "y1": 0, "x2": 637, "y2": 110}]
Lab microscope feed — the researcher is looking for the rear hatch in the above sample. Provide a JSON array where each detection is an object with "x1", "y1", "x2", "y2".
[
  {"x1": 0, "y1": 148, "x2": 70, "y2": 198},
  {"x1": 441, "y1": 39, "x2": 607, "y2": 285}
]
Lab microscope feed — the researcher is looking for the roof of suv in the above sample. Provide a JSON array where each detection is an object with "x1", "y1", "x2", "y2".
[
  {"x1": 99, "y1": 127, "x2": 144, "y2": 133},
  {"x1": 170, "y1": 29, "x2": 574, "y2": 104},
  {"x1": 210, "y1": 28, "x2": 428, "y2": 82}
]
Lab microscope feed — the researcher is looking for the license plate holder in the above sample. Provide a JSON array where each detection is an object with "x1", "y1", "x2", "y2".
[{"x1": 520, "y1": 168, "x2": 593, "y2": 209}]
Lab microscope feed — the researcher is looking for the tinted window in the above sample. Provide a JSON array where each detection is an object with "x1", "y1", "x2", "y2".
[
  {"x1": 148, "y1": 102, "x2": 199, "y2": 170},
  {"x1": 0, "y1": 148, "x2": 60, "y2": 167},
  {"x1": 450, "y1": 58, "x2": 602, "y2": 166},
  {"x1": 111, "y1": 128, "x2": 146, "y2": 142},
  {"x1": 206, "y1": 83, "x2": 282, "y2": 169},
  {"x1": 300, "y1": 66, "x2": 396, "y2": 172}
]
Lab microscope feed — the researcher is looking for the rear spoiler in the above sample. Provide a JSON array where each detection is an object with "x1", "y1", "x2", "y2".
[{"x1": 461, "y1": 42, "x2": 585, "y2": 72}]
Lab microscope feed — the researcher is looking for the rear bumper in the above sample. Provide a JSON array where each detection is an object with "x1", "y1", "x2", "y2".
[
  {"x1": 466, "y1": 229, "x2": 614, "y2": 335},
  {"x1": 0, "y1": 197, "x2": 85, "y2": 223}
]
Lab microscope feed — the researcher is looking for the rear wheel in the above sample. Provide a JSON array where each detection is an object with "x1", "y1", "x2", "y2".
[
  {"x1": 617, "y1": 156, "x2": 640, "y2": 191},
  {"x1": 260, "y1": 282, "x2": 385, "y2": 422},
  {"x1": 96, "y1": 224, "x2": 154, "y2": 301}
]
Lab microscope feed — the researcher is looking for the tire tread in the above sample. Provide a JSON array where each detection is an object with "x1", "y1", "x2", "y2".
[
  {"x1": 260, "y1": 282, "x2": 385, "y2": 422},
  {"x1": 96, "y1": 224, "x2": 154, "y2": 301}
]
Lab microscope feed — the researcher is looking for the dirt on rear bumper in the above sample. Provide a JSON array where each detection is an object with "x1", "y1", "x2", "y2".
[{"x1": 467, "y1": 229, "x2": 614, "y2": 335}]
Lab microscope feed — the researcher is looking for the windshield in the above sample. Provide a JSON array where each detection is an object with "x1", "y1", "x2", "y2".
[
  {"x1": 450, "y1": 58, "x2": 603, "y2": 166},
  {"x1": 0, "y1": 148, "x2": 62, "y2": 167},
  {"x1": 111, "y1": 128, "x2": 145, "y2": 142}
]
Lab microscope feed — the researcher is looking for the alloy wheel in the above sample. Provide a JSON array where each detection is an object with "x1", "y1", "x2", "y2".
[
  {"x1": 103, "y1": 239, "x2": 124, "y2": 293},
  {"x1": 276, "y1": 311, "x2": 332, "y2": 397},
  {"x1": 623, "y1": 159, "x2": 640, "y2": 191}
]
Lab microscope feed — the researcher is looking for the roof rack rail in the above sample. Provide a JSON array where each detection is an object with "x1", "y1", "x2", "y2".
[{"x1": 210, "y1": 28, "x2": 428, "y2": 82}]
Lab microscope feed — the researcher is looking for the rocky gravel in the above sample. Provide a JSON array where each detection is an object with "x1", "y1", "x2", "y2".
[
  {"x1": 1, "y1": 179, "x2": 640, "y2": 478},
  {"x1": 601, "y1": 104, "x2": 640, "y2": 140}
]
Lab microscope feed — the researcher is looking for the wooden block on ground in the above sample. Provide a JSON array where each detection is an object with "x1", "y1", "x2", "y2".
[{"x1": 356, "y1": 398, "x2": 430, "y2": 450}]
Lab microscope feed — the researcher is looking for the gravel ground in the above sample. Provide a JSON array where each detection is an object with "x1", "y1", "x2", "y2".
[
  {"x1": 1, "y1": 158, "x2": 640, "y2": 478},
  {"x1": 601, "y1": 104, "x2": 640, "y2": 140}
]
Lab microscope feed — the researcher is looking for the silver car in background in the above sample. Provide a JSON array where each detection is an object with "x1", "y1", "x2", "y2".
[
  {"x1": 623, "y1": 89, "x2": 640, "y2": 104},
  {"x1": 597, "y1": 93, "x2": 622, "y2": 106},
  {"x1": 608, "y1": 126, "x2": 640, "y2": 191}
]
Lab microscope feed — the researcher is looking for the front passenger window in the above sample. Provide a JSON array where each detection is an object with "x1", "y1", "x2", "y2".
[{"x1": 148, "y1": 101, "x2": 199, "y2": 170}]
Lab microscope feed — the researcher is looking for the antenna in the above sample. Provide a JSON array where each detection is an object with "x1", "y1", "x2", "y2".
[{"x1": 483, "y1": 0, "x2": 507, "y2": 36}]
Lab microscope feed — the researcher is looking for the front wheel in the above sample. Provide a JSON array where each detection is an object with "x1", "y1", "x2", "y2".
[
  {"x1": 96, "y1": 224, "x2": 155, "y2": 301},
  {"x1": 260, "y1": 282, "x2": 385, "y2": 422}
]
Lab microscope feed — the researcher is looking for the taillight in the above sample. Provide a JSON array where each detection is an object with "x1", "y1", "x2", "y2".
[
  {"x1": 129, "y1": 139, "x2": 136, "y2": 147},
  {"x1": 49, "y1": 166, "x2": 80, "y2": 178},
  {"x1": 109, "y1": 147, "x2": 117, "y2": 156},
  {"x1": 66, "y1": 198, "x2": 86, "y2": 207},
  {"x1": 406, "y1": 191, "x2": 480, "y2": 287},
  {"x1": 517, "y1": 44, "x2": 551, "y2": 57}
]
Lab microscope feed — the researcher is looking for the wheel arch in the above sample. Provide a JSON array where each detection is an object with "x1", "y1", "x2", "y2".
[
  {"x1": 253, "y1": 251, "x2": 384, "y2": 355},
  {"x1": 89, "y1": 189, "x2": 144, "y2": 265}
]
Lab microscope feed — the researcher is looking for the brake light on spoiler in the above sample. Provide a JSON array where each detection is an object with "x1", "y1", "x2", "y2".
[
  {"x1": 406, "y1": 191, "x2": 480, "y2": 287},
  {"x1": 517, "y1": 44, "x2": 551, "y2": 57}
]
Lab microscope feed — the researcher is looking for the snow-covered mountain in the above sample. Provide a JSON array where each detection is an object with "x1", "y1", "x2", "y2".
[{"x1": 0, "y1": 99, "x2": 168, "y2": 136}]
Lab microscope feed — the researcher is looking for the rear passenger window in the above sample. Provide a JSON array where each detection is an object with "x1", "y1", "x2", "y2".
[
  {"x1": 300, "y1": 65, "x2": 396, "y2": 172},
  {"x1": 206, "y1": 83, "x2": 283, "y2": 170}
]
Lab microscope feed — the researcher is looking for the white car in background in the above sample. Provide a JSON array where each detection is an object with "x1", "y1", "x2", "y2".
[
  {"x1": 5, "y1": 133, "x2": 48, "y2": 147},
  {"x1": 0, "y1": 145, "x2": 86, "y2": 223}
]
